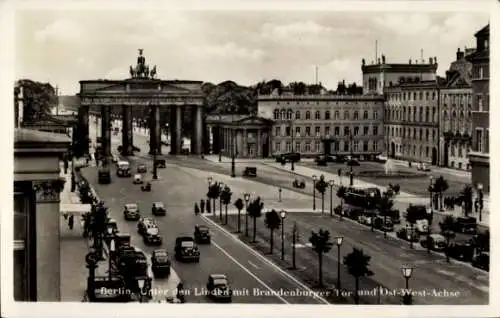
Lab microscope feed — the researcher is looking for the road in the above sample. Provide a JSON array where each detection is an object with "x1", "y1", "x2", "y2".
[
  {"x1": 83, "y1": 125, "x2": 327, "y2": 304},
  {"x1": 90, "y1": 119, "x2": 488, "y2": 305}
]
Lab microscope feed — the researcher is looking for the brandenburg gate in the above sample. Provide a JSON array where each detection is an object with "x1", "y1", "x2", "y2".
[{"x1": 76, "y1": 49, "x2": 204, "y2": 159}]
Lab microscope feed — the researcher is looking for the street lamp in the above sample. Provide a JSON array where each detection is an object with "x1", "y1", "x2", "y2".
[
  {"x1": 477, "y1": 183, "x2": 484, "y2": 222},
  {"x1": 137, "y1": 279, "x2": 145, "y2": 303},
  {"x1": 278, "y1": 187, "x2": 282, "y2": 202},
  {"x1": 280, "y1": 210, "x2": 287, "y2": 260},
  {"x1": 289, "y1": 120, "x2": 295, "y2": 171},
  {"x1": 244, "y1": 193, "x2": 250, "y2": 237},
  {"x1": 291, "y1": 222, "x2": 299, "y2": 270},
  {"x1": 312, "y1": 174, "x2": 317, "y2": 211},
  {"x1": 426, "y1": 207, "x2": 433, "y2": 254},
  {"x1": 370, "y1": 192, "x2": 376, "y2": 232},
  {"x1": 329, "y1": 180, "x2": 335, "y2": 217},
  {"x1": 335, "y1": 236, "x2": 344, "y2": 291},
  {"x1": 108, "y1": 235, "x2": 115, "y2": 280},
  {"x1": 428, "y1": 176, "x2": 434, "y2": 209},
  {"x1": 219, "y1": 182, "x2": 225, "y2": 222},
  {"x1": 401, "y1": 265, "x2": 414, "y2": 304}
]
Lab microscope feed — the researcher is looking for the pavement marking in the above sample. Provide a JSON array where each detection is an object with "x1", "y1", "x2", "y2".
[
  {"x1": 294, "y1": 243, "x2": 312, "y2": 248},
  {"x1": 203, "y1": 215, "x2": 330, "y2": 304},
  {"x1": 211, "y1": 240, "x2": 289, "y2": 304},
  {"x1": 248, "y1": 260, "x2": 261, "y2": 269}
]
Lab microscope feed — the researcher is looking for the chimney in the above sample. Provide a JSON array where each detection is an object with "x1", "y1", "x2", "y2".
[{"x1": 456, "y1": 48, "x2": 464, "y2": 60}]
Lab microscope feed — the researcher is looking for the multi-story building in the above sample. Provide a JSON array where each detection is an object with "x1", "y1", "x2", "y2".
[
  {"x1": 257, "y1": 92, "x2": 385, "y2": 159},
  {"x1": 439, "y1": 48, "x2": 473, "y2": 170},
  {"x1": 466, "y1": 24, "x2": 490, "y2": 192}
]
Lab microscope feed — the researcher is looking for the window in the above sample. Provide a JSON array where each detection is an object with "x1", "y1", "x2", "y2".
[
  {"x1": 363, "y1": 141, "x2": 368, "y2": 152},
  {"x1": 334, "y1": 111, "x2": 340, "y2": 120},
  {"x1": 426, "y1": 92, "x2": 429, "y2": 100},
  {"x1": 413, "y1": 107, "x2": 417, "y2": 122},
  {"x1": 295, "y1": 111, "x2": 301, "y2": 120},
  {"x1": 275, "y1": 142, "x2": 281, "y2": 152},
  {"x1": 363, "y1": 110, "x2": 368, "y2": 119},
  {"x1": 280, "y1": 109, "x2": 286, "y2": 119},
  {"x1": 325, "y1": 111, "x2": 330, "y2": 120},
  {"x1": 305, "y1": 127, "x2": 311, "y2": 136},
  {"x1": 315, "y1": 127, "x2": 321, "y2": 137},
  {"x1": 363, "y1": 126, "x2": 369, "y2": 136},
  {"x1": 344, "y1": 141, "x2": 349, "y2": 151},
  {"x1": 458, "y1": 146, "x2": 462, "y2": 157},
  {"x1": 334, "y1": 141, "x2": 339, "y2": 151},
  {"x1": 315, "y1": 141, "x2": 321, "y2": 153},
  {"x1": 344, "y1": 111, "x2": 349, "y2": 120},
  {"x1": 286, "y1": 141, "x2": 292, "y2": 152},
  {"x1": 295, "y1": 127, "x2": 301, "y2": 137},
  {"x1": 451, "y1": 145, "x2": 455, "y2": 156},
  {"x1": 325, "y1": 126, "x2": 330, "y2": 136},
  {"x1": 353, "y1": 127, "x2": 359, "y2": 136},
  {"x1": 353, "y1": 141, "x2": 359, "y2": 152},
  {"x1": 477, "y1": 94, "x2": 483, "y2": 111},
  {"x1": 354, "y1": 111, "x2": 359, "y2": 120},
  {"x1": 373, "y1": 126, "x2": 378, "y2": 135},
  {"x1": 425, "y1": 108, "x2": 429, "y2": 122},
  {"x1": 419, "y1": 107, "x2": 423, "y2": 122},
  {"x1": 426, "y1": 129, "x2": 429, "y2": 141},
  {"x1": 287, "y1": 109, "x2": 293, "y2": 120},
  {"x1": 285, "y1": 126, "x2": 291, "y2": 137},
  {"x1": 413, "y1": 128, "x2": 416, "y2": 139},
  {"x1": 305, "y1": 142, "x2": 311, "y2": 152},
  {"x1": 413, "y1": 92, "x2": 417, "y2": 100},
  {"x1": 391, "y1": 127, "x2": 394, "y2": 137},
  {"x1": 295, "y1": 142, "x2": 301, "y2": 153},
  {"x1": 306, "y1": 111, "x2": 311, "y2": 120},
  {"x1": 419, "y1": 128, "x2": 423, "y2": 140},
  {"x1": 419, "y1": 92, "x2": 423, "y2": 100},
  {"x1": 315, "y1": 111, "x2": 321, "y2": 120},
  {"x1": 476, "y1": 128, "x2": 483, "y2": 152},
  {"x1": 334, "y1": 127, "x2": 339, "y2": 136},
  {"x1": 274, "y1": 109, "x2": 279, "y2": 120},
  {"x1": 373, "y1": 141, "x2": 378, "y2": 151},
  {"x1": 432, "y1": 130, "x2": 436, "y2": 141},
  {"x1": 485, "y1": 129, "x2": 489, "y2": 153},
  {"x1": 344, "y1": 127, "x2": 350, "y2": 136},
  {"x1": 479, "y1": 67, "x2": 483, "y2": 79},
  {"x1": 373, "y1": 111, "x2": 378, "y2": 120},
  {"x1": 432, "y1": 92, "x2": 436, "y2": 100},
  {"x1": 426, "y1": 147, "x2": 429, "y2": 157}
]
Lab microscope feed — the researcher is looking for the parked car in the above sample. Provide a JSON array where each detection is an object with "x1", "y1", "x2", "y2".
[
  {"x1": 194, "y1": 225, "x2": 211, "y2": 244},
  {"x1": 152, "y1": 202, "x2": 166, "y2": 216},
  {"x1": 174, "y1": 237, "x2": 200, "y2": 262},
  {"x1": 451, "y1": 217, "x2": 477, "y2": 234},
  {"x1": 151, "y1": 249, "x2": 171, "y2": 277},
  {"x1": 346, "y1": 159, "x2": 360, "y2": 166},
  {"x1": 420, "y1": 234, "x2": 447, "y2": 251},
  {"x1": 276, "y1": 152, "x2": 301, "y2": 163},
  {"x1": 243, "y1": 167, "x2": 257, "y2": 177},
  {"x1": 206, "y1": 274, "x2": 232, "y2": 302},
  {"x1": 415, "y1": 219, "x2": 429, "y2": 234},
  {"x1": 111, "y1": 155, "x2": 119, "y2": 163},
  {"x1": 471, "y1": 252, "x2": 489, "y2": 271},
  {"x1": 143, "y1": 227, "x2": 163, "y2": 246},
  {"x1": 448, "y1": 240, "x2": 475, "y2": 262},
  {"x1": 358, "y1": 212, "x2": 377, "y2": 226},
  {"x1": 373, "y1": 217, "x2": 394, "y2": 232},
  {"x1": 292, "y1": 178, "x2": 306, "y2": 189},
  {"x1": 315, "y1": 155, "x2": 328, "y2": 166},
  {"x1": 137, "y1": 164, "x2": 147, "y2": 173},
  {"x1": 396, "y1": 227, "x2": 419, "y2": 242},
  {"x1": 137, "y1": 217, "x2": 157, "y2": 235},
  {"x1": 417, "y1": 162, "x2": 431, "y2": 171},
  {"x1": 133, "y1": 174, "x2": 143, "y2": 184},
  {"x1": 123, "y1": 203, "x2": 140, "y2": 221},
  {"x1": 344, "y1": 207, "x2": 363, "y2": 220},
  {"x1": 98, "y1": 166, "x2": 111, "y2": 184}
]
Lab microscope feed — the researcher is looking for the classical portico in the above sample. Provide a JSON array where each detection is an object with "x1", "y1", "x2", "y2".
[
  {"x1": 76, "y1": 50, "x2": 204, "y2": 161},
  {"x1": 206, "y1": 115, "x2": 274, "y2": 158}
]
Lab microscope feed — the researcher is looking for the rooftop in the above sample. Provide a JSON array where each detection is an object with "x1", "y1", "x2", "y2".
[{"x1": 15, "y1": 128, "x2": 71, "y2": 144}]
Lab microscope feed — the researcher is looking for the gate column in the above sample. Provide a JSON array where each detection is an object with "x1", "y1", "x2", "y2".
[
  {"x1": 100, "y1": 106, "x2": 112, "y2": 163},
  {"x1": 121, "y1": 105, "x2": 133, "y2": 156},
  {"x1": 194, "y1": 105, "x2": 203, "y2": 155}
]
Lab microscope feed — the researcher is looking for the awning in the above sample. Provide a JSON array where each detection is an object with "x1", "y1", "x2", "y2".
[{"x1": 60, "y1": 203, "x2": 92, "y2": 215}]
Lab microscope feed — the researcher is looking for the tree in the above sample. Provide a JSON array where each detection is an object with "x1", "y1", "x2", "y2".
[
  {"x1": 309, "y1": 229, "x2": 333, "y2": 287},
  {"x1": 460, "y1": 185, "x2": 474, "y2": 217},
  {"x1": 220, "y1": 185, "x2": 232, "y2": 224},
  {"x1": 264, "y1": 210, "x2": 281, "y2": 254},
  {"x1": 405, "y1": 205, "x2": 421, "y2": 249},
  {"x1": 343, "y1": 248, "x2": 374, "y2": 304},
  {"x1": 234, "y1": 198, "x2": 244, "y2": 233},
  {"x1": 207, "y1": 182, "x2": 221, "y2": 217},
  {"x1": 315, "y1": 175, "x2": 328, "y2": 214},
  {"x1": 247, "y1": 197, "x2": 264, "y2": 243},
  {"x1": 439, "y1": 215, "x2": 456, "y2": 262},
  {"x1": 433, "y1": 176, "x2": 449, "y2": 210},
  {"x1": 378, "y1": 193, "x2": 394, "y2": 237},
  {"x1": 337, "y1": 186, "x2": 347, "y2": 207},
  {"x1": 17, "y1": 79, "x2": 57, "y2": 123}
]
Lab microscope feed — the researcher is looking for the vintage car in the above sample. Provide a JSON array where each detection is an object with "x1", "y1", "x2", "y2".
[
  {"x1": 346, "y1": 159, "x2": 360, "y2": 166},
  {"x1": 206, "y1": 274, "x2": 232, "y2": 302},
  {"x1": 156, "y1": 156, "x2": 166, "y2": 168},
  {"x1": 358, "y1": 212, "x2": 377, "y2": 226},
  {"x1": 420, "y1": 234, "x2": 447, "y2": 251},
  {"x1": 451, "y1": 217, "x2": 477, "y2": 234},
  {"x1": 373, "y1": 217, "x2": 394, "y2": 232},
  {"x1": 292, "y1": 178, "x2": 306, "y2": 189},
  {"x1": 174, "y1": 237, "x2": 200, "y2": 262},
  {"x1": 116, "y1": 161, "x2": 131, "y2": 177},
  {"x1": 471, "y1": 252, "x2": 489, "y2": 271},
  {"x1": 417, "y1": 162, "x2": 431, "y2": 171},
  {"x1": 137, "y1": 164, "x2": 147, "y2": 173},
  {"x1": 194, "y1": 225, "x2": 211, "y2": 244},
  {"x1": 276, "y1": 152, "x2": 301, "y2": 163},
  {"x1": 396, "y1": 227, "x2": 420, "y2": 242},
  {"x1": 143, "y1": 227, "x2": 163, "y2": 246},
  {"x1": 137, "y1": 217, "x2": 157, "y2": 235},
  {"x1": 106, "y1": 218, "x2": 119, "y2": 234},
  {"x1": 315, "y1": 155, "x2": 328, "y2": 166},
  {"x1": 133, "y1": 174, "x2": 143, "y2": 184},
  {"x1": 151, "y1": 249, "x2": 171, "y2": 277},
  {"x1": 98, "y1": 167, "x2": 111, "y2": 184},
  {"x1": 152, "y1": 202, "x2": 166, "y2": 216},
  {"x1": 448, "y1": 240, "x2": 475, "y2": 262},
  {"x1": 243, "y1": 167, "x2": 257, "y2": 177},
  {"x1": 123, "y1": 203, "x2": 140, "y2": 221}
]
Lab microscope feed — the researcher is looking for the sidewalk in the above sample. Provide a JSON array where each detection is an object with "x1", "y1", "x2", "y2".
[
  {"x1": 204, "y1": 154, "x2": 276, "y2": 164},
  {"x1": 387, "y1": 158, "x2": 471, "y2": 179}
]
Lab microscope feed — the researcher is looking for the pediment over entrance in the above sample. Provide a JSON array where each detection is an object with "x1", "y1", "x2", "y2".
[{"x1": 236, "y1": 115, "x2": 274, "y2": 126}]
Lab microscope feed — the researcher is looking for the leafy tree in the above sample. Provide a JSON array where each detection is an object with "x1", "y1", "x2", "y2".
[
  {"x1": 336, "y1": 186, "x2": 347, "y2": 219},
  {"x1": 247, "y1": 197, "x2": 264, "y2": 243},
  {"x1": 405, "y1": 205, "x2": 422, "y2": 249},
  {"x1": 439, "y1": 215, "x2": 456, "y2": 262},
  {"x1": 264, "y1": 210, "x2": 281, "y2": 254},
  {"x1": 289, "y1": 81, "x2": 307, "y2": 95},
  {"x1": 309, "y1": 229, "x2": 333, "y2": 287},
  {"x1": 343, "y1": 248, "x2": 374, "y2": 304},
  {"x1": 207, "y1": 182, "x2": 221, "y2": 216},
  {"x1": 433, "y1": 176, "x2": 449, "y2": 210},
  {"x1": 17, "y1": 79, "x2": 57, "y2": 123},
  {"x1": 220, "y1": 185, "x2": 232, "y2": 224},
  {"x1": 315, "y1": 175, "x2": 328, "y2": 214},
  {"x1": 234, "y1": 198, "x2": 244, "y2": 233},
  {"x1": 460, "y1": 185, "x2": 474, "y2": 217}
]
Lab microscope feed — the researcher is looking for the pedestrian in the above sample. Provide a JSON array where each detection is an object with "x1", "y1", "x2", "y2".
[
  {"x1": 200, "y1": 199, "x2": 205, "y2": 214},
  {"x1": 194, "y1": 202, "x2": 200, "y2": 215},
  {"x1": 206, "y1": 200, "x2": 211, "y2": 214},
  {"x1": 68, "y1": 214, "x2": 74, "y2": 230},
  {"x1": 176, "y1": 282, "x2": 185, "y2": 303}
]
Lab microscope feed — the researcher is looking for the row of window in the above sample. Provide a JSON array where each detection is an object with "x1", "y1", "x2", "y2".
[
  {"x1": 441, "y1": 94, "x2": 472, "y2": 103},
  {"x1": 386, "y1": 126, "x2": 437, "y2": 141},
  {"x1": 273, "y1": 109, "x2": 379, "y2": 121},
  {"x1": 392, "y1": 143, "x2": 434, "y2": 158},
  {"x1": 448, "y1": 144, "x2": 470, "y2": 158},
  {"x1": 385, "y1": 106, "x2": 437, "y2": 123},
  {"x1": 475, "y1": 128, "x2": 489, "y2": 153},
  {"x1": 274, "y1": 140, "x2": 379, "y2": 153},
  {"x1": 275, "y1": 125, "x2": 380, "y2": 137},
  {"x1": 387, "y1": 90, "x2": 437, "y2": 102}
]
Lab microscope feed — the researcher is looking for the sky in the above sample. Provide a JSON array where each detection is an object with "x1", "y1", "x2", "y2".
[{"x1": 14, "y1": 5, "x2": 489, "y2": 95}]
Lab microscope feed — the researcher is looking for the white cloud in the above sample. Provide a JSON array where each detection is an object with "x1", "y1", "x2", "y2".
[
  {"x1": 34, "y1": 18, "x2": 87, "y2": 43},
  {"x1": 188, "y1": 42, "x2": 265, "y2": 61},
  {"x1": 261, "y1": 21, "x2": 332, "y2": 44},
  {"x1": 373, "y1": 13, "x2": 436, "y2": 36}
]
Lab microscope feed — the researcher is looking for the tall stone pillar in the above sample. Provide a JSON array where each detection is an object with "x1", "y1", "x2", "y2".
[
  {"x1": 194, "y1": 106, "x2": 203, "y2": 155},
  {"x1": 257, "y1": 129, "x2": 262, "y2": 157},
  {"x1": 154, "y1": 105, "x2": 161, "y2": 155},
  {"x1": 175, "y1": 105, "x2": 182, "y2": 155},
  {"x1": 169, "y1": 106, "x2": 177, "y2": 155},
  {"x1": 77, "y1": 106, "x2": 90, "y2": 156},
  {"x1": 148, "y1": 105, "x2": 156, "y2": 155},
  {"x1": 242, "y1": 129, "x2": 248, "y2": 157},
  {"x1": 101, "y1": 106, "x2": 111, "y2": 162},
  {"x1": 121, "y1": 105, "x2": 131, "y2": 155}
]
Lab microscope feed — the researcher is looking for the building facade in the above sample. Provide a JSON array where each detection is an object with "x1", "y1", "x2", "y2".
[
  {"x1": 384, "y1": 81, "x2": 441, "y2": 164},
  {"x1": 439, "y1": 48, "x2": 473, "y2": 170},
  {"x1": 258, "y1": 94, "x2": 385, "y2": 159},
  {"x1": 466, "y1": 24, "x2": 490, "y2": 192}
]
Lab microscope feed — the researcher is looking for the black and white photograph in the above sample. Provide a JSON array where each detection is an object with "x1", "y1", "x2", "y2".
[{"x1": 1, "y1": 0, "x2": 498, "y2": 317}]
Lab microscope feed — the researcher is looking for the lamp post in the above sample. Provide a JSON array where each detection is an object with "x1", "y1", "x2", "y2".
[
  {"x1": 137, "y1": 279, "x2": 145, "y2": 303},
  {"x1": 426, "y1": 207, "x2": 432, "y2": 254},
  {"x1": 329, "y1": 180, "x2": 334, "y2": 217},
  {"x1": 278, "y1": 187, "x2": 282, "y2": 202},
  {"x1": 477, "y1": 183, "x2": 484, "y2": 222},
  {"x1": 312, "y1": 174, "x2": 317, "y2": 211},
  {"x1": 348, "y1": 129, "x2": 354, "y2": 186},
  {"x1": 219, "y1": 183, "x2": 224, "y2": 222},
  {"x1": 290, "y1": 120, "x2": 295, "y2": 171},
  {"x1": 370, "y1": 192, "x2": 376, "y2": 232},
  {"x1": 244, "y1": 193, "x2": 250, "y2": 237},
  {"x1": 401, "y1": 265, "x2": 414, "y2": 305},
  {"x1": 108, "y1": 233, "x2": 115, "y2": 280},
  {"x1": 291, "y1": 222, "x2": 298, "y2": 269},
  {"x1": 335, "y1": 236, "x2": 343, "y2": 291},
  {"x1": 280, "y1": 210, "x2": 287, "y2": 261},
  {"x1": 207, "y1": 177, "x2": 212, "y2": 206},
  {"x1": 429, "y1": 176, "x2": 434, "y2": 209}
]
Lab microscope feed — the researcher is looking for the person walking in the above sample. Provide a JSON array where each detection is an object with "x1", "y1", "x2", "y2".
[
  {"x1": 176, "y1": 282, "x2": 185, "y2": 303},
  {"x1": 200, "y1": 199, "x2": 205, "y2": 214},
  {"x1": 194, "y1": 202, "x2": 200, "y2": 216},
  {"x1": 68, "y1": 214, "x2": 74, "y2": 230}
]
